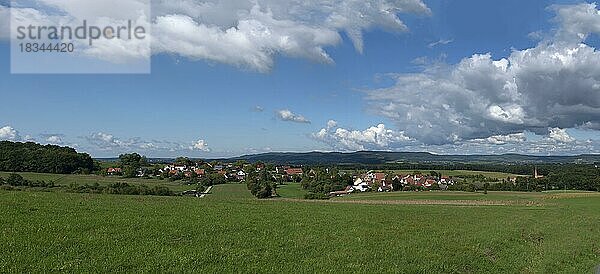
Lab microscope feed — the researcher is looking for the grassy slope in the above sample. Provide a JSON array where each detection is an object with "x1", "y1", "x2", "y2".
[
  {"x1": 275, "y1": 182, "x2": 307, "y2": 199},
  {"x1": 0, "y1": 171, "x2": 195, "y2": 192},
  {"x1": 1, "y1": 185, "x2": 600, "y2": 272}
]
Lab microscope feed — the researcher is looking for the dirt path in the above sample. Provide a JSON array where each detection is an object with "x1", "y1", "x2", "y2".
[
  {"x1": 272, "y1": 198, "x2": 543, "y2": 206},
  {"x1": 199, "y1": 186, "x2": 213, "y2": 198}
]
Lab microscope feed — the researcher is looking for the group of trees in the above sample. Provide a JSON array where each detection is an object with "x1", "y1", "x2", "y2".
[
  {"x1": 300, "y1": 167, "x2": 352, "y2": 197},
  {"x1": 246, "y1": 169, "x2": 275, "y2": 198},
  {"x1": 117, "y1": 153, "x2": 149, "y2": 178},
  {"x1": 0, "y1": 141, "x2": 96, "y2": 174},
  {"x1": 446, "y1": 164, "x2": 600, "y2": 192},
  {"x1": 0, "y1": 173, "x2": 55, "y2": 189},
  {"x1": 68, "y1": 182, "x2": 174, "y2": 196}
]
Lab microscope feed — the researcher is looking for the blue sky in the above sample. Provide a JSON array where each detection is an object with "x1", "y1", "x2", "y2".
[{"x1": 1, "y1": 0, "x2": 600, "y2": 157}]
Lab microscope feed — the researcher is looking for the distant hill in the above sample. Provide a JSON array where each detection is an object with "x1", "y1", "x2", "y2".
[
  {"x1": 217, "y1": 151, "x2": 600, "y2": 165},
  {"x1": 94, "y1": 151, "x2": 600, "y2": 165}
]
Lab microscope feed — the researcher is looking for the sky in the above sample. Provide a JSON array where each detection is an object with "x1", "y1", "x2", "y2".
[{"x1": 1, "y1": 0, "x2": 600, "y2": 157}]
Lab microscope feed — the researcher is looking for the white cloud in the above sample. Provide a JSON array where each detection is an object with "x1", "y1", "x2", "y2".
[
  {"x1": 326, "y1": 119, "x2": 338, "y2": 129},
  {"x1": 1, "y1": 0, "x2": 430, "y2": 72},
  {"x1": 366, "y1": 3, "x2": 600, "y2": 145},
  {"x1": 190, "y1": 139, "x2": 210, "y2": 152},
  {"x1": 0, "y1": 126, "x2": 20, "y2": 141},
  {"x1": 45, "y1": 135, "x2": 64, "y2": 145},
  {"x1": 5, "y1": 2, "x2": 150, "y2": 63},
  {"x1": 314, "y1": 122, "x2": 411, "y2": 151},
  {"x1": 471, "y1": 133, "x2": 527, "y2": 145},
  {"x1": 277, "y1": 109, "x2": 311, "y2": 124},
  {"x1": 428, "y1": 38, "x2": 453, "y2": 48},
  {"x1": 85, "y1": 131, "x2": 212, "y2": 154},
  {"x1": 548, "y1": 127, "x2": 575, "y2": 143}
]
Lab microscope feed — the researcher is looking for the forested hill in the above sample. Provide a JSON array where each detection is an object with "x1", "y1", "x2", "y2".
[
  {"x1": 0, "y1": 141, "x2": 95, "y2": 174},
  {"x1": 219, "y1": 151, "x2": 600, "y2": 165}
]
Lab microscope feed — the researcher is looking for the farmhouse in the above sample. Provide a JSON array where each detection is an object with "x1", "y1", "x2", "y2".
[{"x1": 106, "y1": 167, "x2": 122, "y2": 176}]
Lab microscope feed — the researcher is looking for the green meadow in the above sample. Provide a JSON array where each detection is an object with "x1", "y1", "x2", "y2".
[
  {"x1": 2, "y1": 183, "x2": 600, "y2": 273},
  {"x1": 0, "y1": 171, "x2": 196, "y2": 192}
]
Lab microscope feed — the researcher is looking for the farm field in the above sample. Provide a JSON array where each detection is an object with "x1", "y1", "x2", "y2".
[
  {"x1": 275, "y1": 182, "x2": 306, "y2": 199},
  {"x1": 0, "y1": 171, "x2": 196, "y2": 192},
  {"x1": 344, "y1": 169, "x2": 524, "y2": 180},
  {"x1": 1, "y1": 184, "x2": 600, "y2": 272}
]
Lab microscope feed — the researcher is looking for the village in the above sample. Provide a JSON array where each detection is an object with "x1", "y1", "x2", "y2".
[{"x1": 106, "y1": 160, "x2": 457, "y2": 197}]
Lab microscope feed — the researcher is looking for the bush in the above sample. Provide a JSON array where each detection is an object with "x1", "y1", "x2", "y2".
[{"x1": 304, "y1": 192, "x2": 329, "y2": 200}]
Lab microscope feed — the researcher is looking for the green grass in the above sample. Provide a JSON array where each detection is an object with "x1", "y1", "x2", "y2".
[
  {"x1": 1, "y1": 185, "x2": 600, "y2": 272},
  {"x1": 344, "y1": 169, "x2": 523, "y2": 180},
  {"x1": 275, "y1": 182, "x2": 307, "y2": 199},
  {"x1": 0, "y1": 171, "x2": 196, "y2": 192},
  {"x1": 336, "y1": 191, "x2": 546, "y2": 202}
]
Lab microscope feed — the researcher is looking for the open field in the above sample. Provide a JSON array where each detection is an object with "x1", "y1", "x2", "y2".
[
  {"x1": 275, "y1": 182, "x2": 307, "y2": 199},
  {"x1": 0, "y1": 172, "x2": 196, "y2": 192},
  {"x1": 2, "y1": 184, "x2": 600, "y2": 272},
  {"x1": 344, "y1": 169, "x2": 524, "y2": 180}
]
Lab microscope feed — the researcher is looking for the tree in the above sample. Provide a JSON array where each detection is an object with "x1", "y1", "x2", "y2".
[{"x1": 174, "y1": 157, "x2": 193, "y2": 167}]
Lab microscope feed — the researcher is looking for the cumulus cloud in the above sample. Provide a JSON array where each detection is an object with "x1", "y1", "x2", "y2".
[
  {"x1": 1, "y1": 0, "x2": 430, "y2": 71},
  {"x1": 326, "y1": 119, "x2": 338, "y2": 129},
  {"x1": 548, "y1": 127, "x2": 575, "y2": 143},
  {"x1": 313, "y1": 122, "x2": 411, "y2": 151},
  {"x1": 42, "y1": 134, "x2": 65, "y2": 145},
  {"x1": 471, "y1": 133, "x2": 527, "y2": 145},
  {"x1": 4, "y1": 1, "x2": 150, "y2": 63},
  {"x1": 85, "y1": 132, "x2": 211, "y2": 154},
  {"x1": 253, "y1": 106, "x2": 265, "y2": 112},
  {"x1": 277, "y1": 109, "x2": 311, "y2": 124},
  {"x1": 190, "y1": 139, "x2": 210, "y2": 152},
  {"x1": 366, "y1": 3, "x2": 600, "y2": 145},
  {"x1": 0, "y1": 126, "x2": 20, "y2": 141}
]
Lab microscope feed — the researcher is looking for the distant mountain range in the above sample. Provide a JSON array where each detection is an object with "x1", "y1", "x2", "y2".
[
  {"x1": 97, "y1": 151, "x2": 600, "y2": 165},
  {"x1": 220, "y1": 151, "x2": 600, "y2": 165}
]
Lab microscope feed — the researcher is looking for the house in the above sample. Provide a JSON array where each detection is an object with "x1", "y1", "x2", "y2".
[
  {"x1": 236, "y1": 170, "x2": 246, "y2": 181},
  {"x1": 378, "y1": 179, "x2": 394, "y2": 192},
  {"x1": 285, "y1": 168, "x2": 303, "y2": 176},
  {"x1": 352, "y1": 177, "x2": 371, "y2": 192},
  {"x1": 329, "y1": 186, "x2": 354, "y2": 197},
  {"x1": 195, "y1": 169, "x2": 205, "y2": 177},
  {"x1": 106, "y1": 167, "x2": 122, "y2": 176}
]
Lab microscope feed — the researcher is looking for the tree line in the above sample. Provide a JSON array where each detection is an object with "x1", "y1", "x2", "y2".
[{"x1": 0, "y1": 141, "x2": 96, "y2": 174}]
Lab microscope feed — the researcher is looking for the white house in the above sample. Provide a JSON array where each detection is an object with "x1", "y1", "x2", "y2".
[{"x1": 352, "y1": 178, "x2": 371, "y2": 192}]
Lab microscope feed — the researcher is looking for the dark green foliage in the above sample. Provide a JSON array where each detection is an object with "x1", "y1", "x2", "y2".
[
  {"x1": 300, "y1": 167, "x2": 352, "y2": 194},
  {"x1": 304, "y1": 192, "x2": 329, "y2": 200},
  {"x1": 0, "y1": 173, "x2": 55, "y2": 188},
  {"x1": 199, "y1": 173, "x2": 227, "y2": 187},
  {"x1": 0, "y1": 141, "x2": 95, "y2": 174},
  {"x1": 174, "y1": 157, "x2": 193, "y2": 166},
  {"x1": 68, "y1": 182, "x2": 173, "y2": 196},
  {"x1": 246, "y1": 169, "x2": 274, "y2": 199},
  {"x1": 118, "y1": 153, "x2": 148, "y2": 178}
]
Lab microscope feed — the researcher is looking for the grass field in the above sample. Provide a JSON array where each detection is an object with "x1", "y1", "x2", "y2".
[
  {"x1": 1, "y1": 184, "x2": 600, "y2": 272},
  {"x1": 344, "y1": 169, "x2": 524, "y2": 180},
  {"x1": 0, "y1": 171, "x2": 196, "y2": 192},
  {"x1": 275, "y1": 182, "x2": 307, "y2": 199}
]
